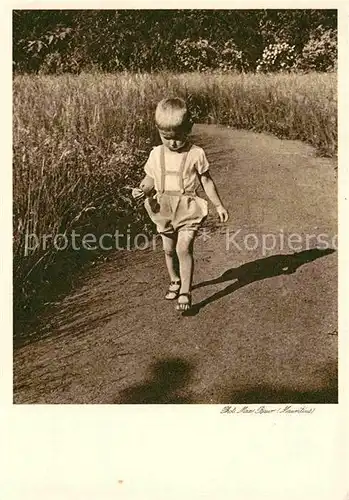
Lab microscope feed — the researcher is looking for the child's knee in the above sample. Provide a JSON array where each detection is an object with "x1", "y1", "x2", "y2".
[
  {"x1": 176, "y1": 242, "x2": 191, "y2": 258},
  {"x1": 176, "y1": 232, "x2": 195, "y2": 257}
]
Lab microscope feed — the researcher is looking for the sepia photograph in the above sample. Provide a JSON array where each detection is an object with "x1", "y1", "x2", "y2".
[{"x1": 12, "y1": 9, "x2": 338, "y2": 404}]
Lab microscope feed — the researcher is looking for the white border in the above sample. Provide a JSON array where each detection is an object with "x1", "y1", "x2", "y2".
[{"x1": 1, "y1": 4, "x2": 348, "y2": 500}]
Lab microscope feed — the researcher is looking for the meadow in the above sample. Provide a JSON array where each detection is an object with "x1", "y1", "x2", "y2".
[{"x1": 13, "y1": 71, "x2": 337, "y2": 328}]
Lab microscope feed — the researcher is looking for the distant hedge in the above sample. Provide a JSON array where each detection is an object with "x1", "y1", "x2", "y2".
[{"x1": 13, "y1": 10, "x2": 337, "y2": 73}]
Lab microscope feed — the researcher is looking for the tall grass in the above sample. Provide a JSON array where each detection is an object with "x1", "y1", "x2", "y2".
[
  {"x1": 13, "y1": 71, "x2": 337, "y2": 331},
  {"x1": 186, "y1": 72, "x2": 337, "y2": 156}
]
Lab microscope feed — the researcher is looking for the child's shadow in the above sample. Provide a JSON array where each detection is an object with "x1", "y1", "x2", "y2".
[
  {"x1": 117, "y1": 358, "x2": 193, "y2": 404},
  {"x1": 186, "y1": 248, "x2": 335, "y2": 316}
]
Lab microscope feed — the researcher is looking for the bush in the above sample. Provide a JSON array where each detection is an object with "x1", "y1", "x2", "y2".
[
  {"x1": 256, "y1": 42, "x2": 297, "y2": 72},
  {"x1": 256, "y1": 26, "x2": 337, "y2": 73},
  {"x1": 174, "y1": 38, "x2": 248, "y2": 72},
  {"x1": 299, "y1": 26, "x2": 337, "y2": 72},
  {"x1": 174, "y1": 38, "x2": 217, "y2": 72},
  {"x1": 217, "y1": 40, "x2": 247, "y2": 72}
]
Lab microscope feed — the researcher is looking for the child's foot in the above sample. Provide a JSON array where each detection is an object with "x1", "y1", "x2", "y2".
[
  {"x1": 165, "y1": 280, "x2": 181, "y2": 300},
  {"x1": 176, "y1": 293, "x2": 192, "y2": 312}
]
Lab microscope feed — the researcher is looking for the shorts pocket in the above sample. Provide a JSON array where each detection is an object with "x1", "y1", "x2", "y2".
[
  {"x1": 196, "y1": 197, "x2": 208, "y2": 217},
  {"x1": 144, "y1": 197, "x2": 160, "y2": 215}
]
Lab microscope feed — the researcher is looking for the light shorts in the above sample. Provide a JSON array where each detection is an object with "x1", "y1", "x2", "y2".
[{"x1": 144, "y1": 193, "x2": 208, "y2": 235}]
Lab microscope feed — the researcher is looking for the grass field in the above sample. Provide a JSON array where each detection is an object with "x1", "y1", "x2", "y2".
[{"x1": 13, "y1": 71, "x2": 337, "y2": 327}]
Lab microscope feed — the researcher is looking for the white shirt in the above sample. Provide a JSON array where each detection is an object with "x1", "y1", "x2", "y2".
[{"x1": 144, "y1": 144, "x2": 209, "y2": 193}]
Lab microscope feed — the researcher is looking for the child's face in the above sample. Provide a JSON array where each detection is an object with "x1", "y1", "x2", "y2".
[{"x1": 158, "y1": 127, "x2": 189, "y2": 152}]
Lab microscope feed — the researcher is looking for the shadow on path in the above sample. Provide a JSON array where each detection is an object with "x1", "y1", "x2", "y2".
[
  {"x1": 221, "y1": 361, "x2": 338, "y2": 404},
  {"x1": 223, "y1": 385, "x2": 338, "y2": 404},
  {"x1": 186, "y1": 248, "x2": 335, "y2": 316},
  {"x1": 117, "y1": 358, "x2": 337, "y2": 404},
  {"x1": 117, "y1": 358, "x2": 193, "y2": 404}
]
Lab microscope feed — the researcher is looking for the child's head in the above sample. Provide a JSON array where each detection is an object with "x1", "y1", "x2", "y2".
[{"x1": 155, "y1": 97, "x2": 192, "y2": 152}]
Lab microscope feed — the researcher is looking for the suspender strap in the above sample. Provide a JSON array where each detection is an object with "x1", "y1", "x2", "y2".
[
  {"x1": 178, "y1": 150, "x2": 188, "y2": 194},
  {"x1": 160, "y1": 146, "x2": 166, "y2": 194},
  {"x1": 159, "y1": 145, "x2": 191, "y2": 195}
]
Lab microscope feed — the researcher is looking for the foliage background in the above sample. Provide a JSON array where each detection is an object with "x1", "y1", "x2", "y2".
[{"x1": 13, "y1": 10, "x2": 337, "y2": 74}]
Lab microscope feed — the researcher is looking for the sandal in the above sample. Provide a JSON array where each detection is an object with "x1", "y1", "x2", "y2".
[
  {"x1": 176, "y1": 293, "x2": 192, "y2": 312},
  {"x1": 165, "y1": 280, "x2": 181, "y2": 300}
]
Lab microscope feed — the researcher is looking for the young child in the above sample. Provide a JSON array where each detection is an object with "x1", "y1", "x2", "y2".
[{"x1": 132, "y1": 97, "x2": 228, "y2": 311}]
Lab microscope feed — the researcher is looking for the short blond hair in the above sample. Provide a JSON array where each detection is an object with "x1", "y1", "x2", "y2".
[{"x1": 155, "y1": 97, "x2": 191, "y2": 132}]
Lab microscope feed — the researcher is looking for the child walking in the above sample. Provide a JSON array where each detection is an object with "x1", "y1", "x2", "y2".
[{"x1": 132, "y1": 97, "x2": 228, "y2": 311}]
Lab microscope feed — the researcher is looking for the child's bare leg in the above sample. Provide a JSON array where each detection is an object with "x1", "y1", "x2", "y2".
[
  {"x1": 176, "y1": 230, "x2": 196, "y2": 309},
  {"x1": 161, "y1": 233, "x2": 180, "y2": 282}
]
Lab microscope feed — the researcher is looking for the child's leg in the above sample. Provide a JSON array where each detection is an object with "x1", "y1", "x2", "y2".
[
  {"x1": 161, "y1": 233, "x2": 180, "y2": 282},
  {"x1": 176, "y1": 230, "x2": 196, "y2": 303}
]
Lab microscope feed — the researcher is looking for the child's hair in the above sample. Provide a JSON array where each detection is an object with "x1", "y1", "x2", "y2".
[{"x1": 155, "y1": 97, "x2": 192, "y2": 132}]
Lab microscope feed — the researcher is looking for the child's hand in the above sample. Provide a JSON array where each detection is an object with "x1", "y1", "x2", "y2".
[
  {"x1": 216, "y1": 204, "x2": 229, "y2": 223},
  {"x1": 140, "y1": 176, "x2": 155, "y2": 197},
  {"x1": 132, "y1": 187, "x2": 145, "y2": 201}
]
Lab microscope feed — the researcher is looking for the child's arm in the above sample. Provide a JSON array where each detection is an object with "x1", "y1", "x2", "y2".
[{"x1": 200, "y1": 171, "x2": 229, "y2": 222}]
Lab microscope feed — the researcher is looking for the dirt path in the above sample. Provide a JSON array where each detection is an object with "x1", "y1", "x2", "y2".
[{"x1": 13, "y1": 125, "x2": 337, "y2": 404}]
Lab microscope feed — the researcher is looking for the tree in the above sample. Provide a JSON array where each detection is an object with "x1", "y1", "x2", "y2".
[{"x1": 12, "y1": 10, "x2": 337, "y2": 73}]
